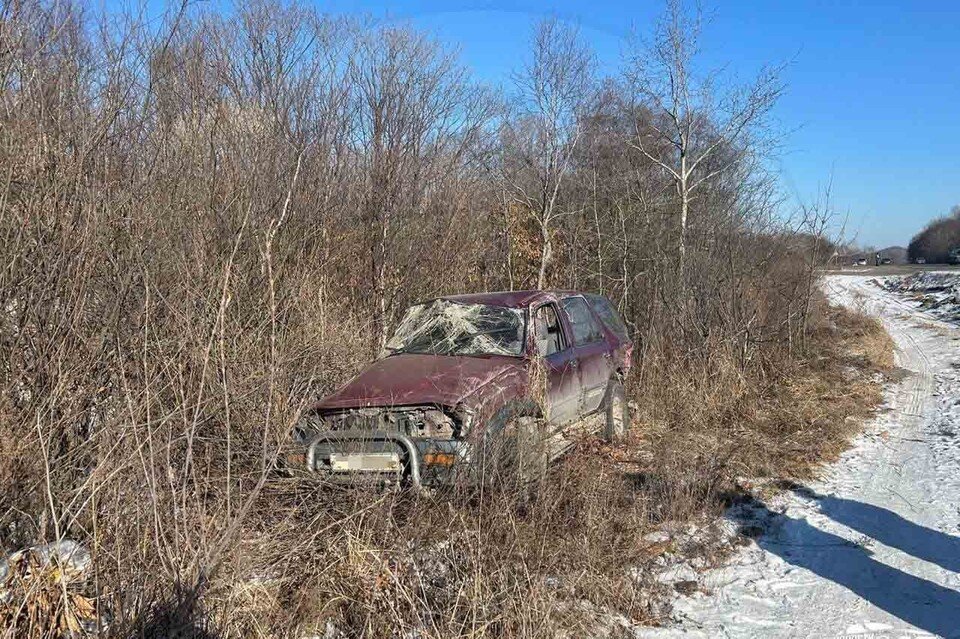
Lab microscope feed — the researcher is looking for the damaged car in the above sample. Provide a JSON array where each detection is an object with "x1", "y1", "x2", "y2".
[{"x1": 289, "y1": 290, "x2": 633, "y2": 487}]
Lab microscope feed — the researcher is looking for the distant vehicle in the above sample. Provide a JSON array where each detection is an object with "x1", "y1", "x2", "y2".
[
  {"x1": 855, "y1": 258, "x2": 867, "y2": 266},
  {"x1": 950, "y1": 248, "x2": 960, "y2": 265},
  {"x1": 915, "y1": 257, "x2": 926, "y2": 264},
  {"x1": 880, "y1": 258, "x2": 893, "y2": 265}
]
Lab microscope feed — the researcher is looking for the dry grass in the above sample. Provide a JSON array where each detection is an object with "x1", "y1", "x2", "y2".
[
  {"x1": 748, "y1": 304, "x2": 894, "y2": 477},
  {"x1": 0, "y1": 1, "x2": 893, "y2": 636},
  {"x1": 623, "y1": 297, "x2": 896, "y2": 524},
  {"x1": 165, "y1": 298, "x2": 894, "y2": 639},
  {"x1": 0, "y1": 291, "x2": 896, "y2": 639},
  {"x1": 0, "y1": 545, "x2": 98, "y2": 636},
  {"x1": 0, "y1": 269, "x2": 894, "y2": 639}
]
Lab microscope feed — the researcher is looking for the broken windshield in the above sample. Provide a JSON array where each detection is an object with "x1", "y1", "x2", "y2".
[{"x1": 385, "y1": 300, "x2": 525, "y2": 357}]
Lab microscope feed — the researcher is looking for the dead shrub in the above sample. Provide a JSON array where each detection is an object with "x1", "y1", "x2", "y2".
[{"x1": 0, "y1": 1, "x2": 891, "y2": 637}]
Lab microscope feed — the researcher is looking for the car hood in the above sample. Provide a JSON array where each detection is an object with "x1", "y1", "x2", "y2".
[{"x1": 313, "y1": 353, "x2": 526, "y2": 411}]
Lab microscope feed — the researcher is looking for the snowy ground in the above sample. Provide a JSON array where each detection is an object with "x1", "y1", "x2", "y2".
[
  {"x1": 875, "y1": 272, "x2": 960, "y2": 324},
  {"x1": 639, "y1": 275, "x2": 960, "y2": 639}
]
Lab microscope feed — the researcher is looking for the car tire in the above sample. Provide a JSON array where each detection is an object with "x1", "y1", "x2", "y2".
[
  {"x1": 604, "y1": 379, "x2": 628, "y2": 442},
  {"x1": 483, "y1": 414, "x2": 548, "y2": 487},
  {"x1": 513, "y1": 415, "x2": 549, "y2": 483}
]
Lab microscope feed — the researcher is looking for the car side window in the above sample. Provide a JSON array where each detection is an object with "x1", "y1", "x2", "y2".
[
  {"x1": 585, "y1": 294, "x2": 629, "y2": 341},
  {"x1": 560, "y1": 297, "x2": 604, "y2": 345},
  {"x1": 533, "y1": 304, "x2": 566, "y2": 356}
]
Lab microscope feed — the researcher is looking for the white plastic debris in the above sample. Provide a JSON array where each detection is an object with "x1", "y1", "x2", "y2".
[{"x1": 32, "y1": 540, "x2": 91, "y2": 576}]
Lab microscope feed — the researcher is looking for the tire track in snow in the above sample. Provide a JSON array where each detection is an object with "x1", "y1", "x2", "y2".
[
  {"x1": 798, "y1": 277, "x2": 937, "y2": 634},
  {"x1": 640, "y1": 275, "x2": 960, "y2": 639}
]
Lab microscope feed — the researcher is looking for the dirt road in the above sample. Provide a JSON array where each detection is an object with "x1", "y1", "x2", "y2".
[{"x1": 641, "y1": 275, "x2": 960, "y2": 638}]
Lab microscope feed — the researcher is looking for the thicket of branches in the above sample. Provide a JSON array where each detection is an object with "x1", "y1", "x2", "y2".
[
  {"x1": 0, "y1": 0, "x2": 840, "y2": 636},
  {"x1": 908, "y1": 205, "x2": 960, "y2": 263}
]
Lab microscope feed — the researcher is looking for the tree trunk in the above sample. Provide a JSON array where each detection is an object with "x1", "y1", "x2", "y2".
[
  {"x1": 537, "y1": 222, "x2": 552, "y2": 289},
  {"x1": 679, "y1": 191, "x2": 688, "y2": 272},
  {"x1": 678, "y1": 152, "x2": 689, "y2": 276}
]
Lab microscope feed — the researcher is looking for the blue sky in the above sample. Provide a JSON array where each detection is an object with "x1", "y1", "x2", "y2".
[
  {"x1": 130, "y1": 0, "x2": 960, "y2": 248},
  {"x1": 318, "y1": 0, "x2": 959, "y2": 249}
]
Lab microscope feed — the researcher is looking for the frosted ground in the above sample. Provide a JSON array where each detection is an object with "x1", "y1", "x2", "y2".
[
  {"x1": 876, "y1": 272, "x2": 960, "y2": 325},
  {"x1": 639, "y1": 274, "x2": 960, "y2": 639}
]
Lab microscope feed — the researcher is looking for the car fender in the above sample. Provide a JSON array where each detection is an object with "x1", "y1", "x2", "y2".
[{"x1": 457, "y1": 363, "x2": 530, "y2": 433}]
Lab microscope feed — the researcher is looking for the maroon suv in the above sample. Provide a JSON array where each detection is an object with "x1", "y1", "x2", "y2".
[{"x1": 291, "y1": 290, "x2": 632, "y2": 486}]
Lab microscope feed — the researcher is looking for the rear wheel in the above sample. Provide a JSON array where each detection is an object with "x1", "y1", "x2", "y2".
[{"x1": 604, "y1": 380, "x2": 628, "y2": 441}]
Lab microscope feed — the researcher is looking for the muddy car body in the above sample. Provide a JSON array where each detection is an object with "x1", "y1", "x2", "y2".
[{"x1": 292, "y1": 290, "x2": 633, "y2": 486}]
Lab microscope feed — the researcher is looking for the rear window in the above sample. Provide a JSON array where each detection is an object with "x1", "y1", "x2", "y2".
[
  {"x1": 560, "y1": 297, "x2": 605, "y2": 345},
  {"x1": 585, "y1": 294, "x2": 629, "y2": 341}
]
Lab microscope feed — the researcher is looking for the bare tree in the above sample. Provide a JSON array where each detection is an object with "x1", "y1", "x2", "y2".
[
  {"x1": 0, "y1": 2, "x2": 858, "y2": 636},
  {"x1": 351, "y1": 26, "x2": 496, "y2": 346},
  {"x1": 908, "y1": 205, "x2": 960, "y2": 263},
  {"x1": 626, "y1": 0, "x2": 784, "y2": 274},
  {"x1": 504, "y1": 18, "x2": 594, "y2": 289}
]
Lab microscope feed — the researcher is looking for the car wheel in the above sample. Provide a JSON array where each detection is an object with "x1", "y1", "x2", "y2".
[
  {"x1": 604, "y1": 380, "x2": 628, "y2": 442},
  {"x1": 483, "y1": 415, "x2": 548, "y2": 487}
]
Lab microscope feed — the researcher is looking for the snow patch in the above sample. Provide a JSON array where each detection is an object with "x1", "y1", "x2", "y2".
[{"x1": 638, "y1": 276, "x2": 960, "y2": 639}]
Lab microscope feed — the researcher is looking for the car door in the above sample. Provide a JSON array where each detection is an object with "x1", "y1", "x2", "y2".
[
  {"x1": 585, "y1": 293, "x2": 633, "y2": 376},
  {"x1": 559, "y1": 296, "x2": 613, "y2": 416},
  {"x1": 531, "y1": 303, "x2": 581, "y2": 427}
]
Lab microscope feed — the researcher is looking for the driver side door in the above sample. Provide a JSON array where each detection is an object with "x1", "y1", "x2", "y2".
[{"x1": 532, "y1": 303, "x2": 582, "y2": 427}]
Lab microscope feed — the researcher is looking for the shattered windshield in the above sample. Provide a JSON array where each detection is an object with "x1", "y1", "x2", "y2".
[{"x1": 385, "y1": 300, "x2": 525, "y2": 357}]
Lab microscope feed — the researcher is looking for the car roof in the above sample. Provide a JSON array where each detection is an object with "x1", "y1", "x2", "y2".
[{"x1": 434, "y1": 289, "x2": 585, "y2": 309}]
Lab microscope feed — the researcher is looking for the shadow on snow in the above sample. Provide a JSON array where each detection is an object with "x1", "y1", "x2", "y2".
[{"x1": 728, "y1": 484, "x2": 960, "y2": 639}]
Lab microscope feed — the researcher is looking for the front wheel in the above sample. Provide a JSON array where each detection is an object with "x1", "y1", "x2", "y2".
[
  {"x1": 604, "y1": 380, "x2": 628, "y2": 441},
  {"x1": 482, "y1": 415, "x2": 548, "y2": 488}
]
